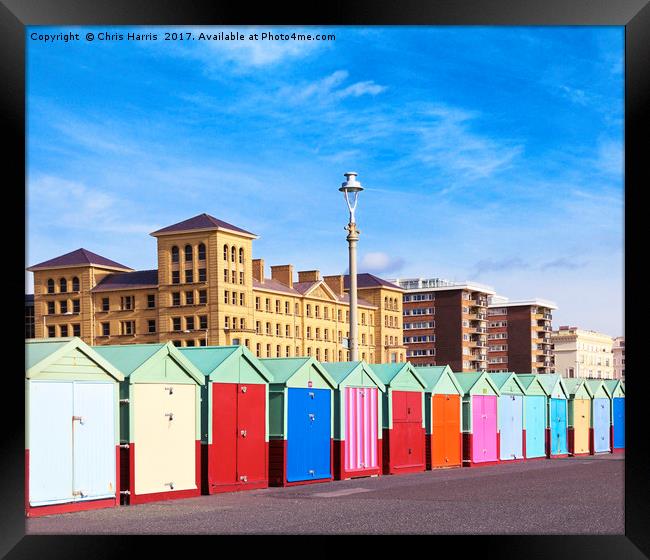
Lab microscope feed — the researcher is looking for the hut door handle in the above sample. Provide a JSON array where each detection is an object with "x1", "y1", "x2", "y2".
[
  {"x1": 165, "y1": 482, "x2": 175, "y2": 490},
  {"x1": 408, "y1": 448, "x2": 412, "y2": 454},
  {"x1": 309, "y1": 392, "x2": 315, "y2": 399},
  {"x1": 241, "y1": 386, "x2": 247, "y2": 393},
  {"x1": 165, "y1": 412, "x2": 175, "y2": 421},
  {"x1": 309, "y1": 413, "x2": 315, "y2": 422},
  {"x1": 72, "y1": 416, "x2": 84, "y2": 425},
  {"x1": 240, "y1": 429, "x2": 247, "y2": 438},
  {"x1": 72, "y1": 490, "x2": 85, "y2": 497},
  {"x1": 308, "y1": 469, "x2": 315, "y2": 476},
  {"x1": 240, "y1": 475, "x2": 248, "y2": 482}
]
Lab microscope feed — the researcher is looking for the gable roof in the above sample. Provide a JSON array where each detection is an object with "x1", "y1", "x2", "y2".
[
  {"x1": 370, "y1": 362, "x2": 427, "y2": 389},
  {"x1": 415, "y1": 365, "x2": 463, "y2": 394},
  {"x1": 27, "y1": 248, "x2": 132, "y2": 272},
  {"x1": 179, "y1": 345, "x2": 272, "y2": 383},
  {"x1": 93, "y1": 342, "x2": 204, "y2": 385},
  {"x1": 584, "y1": 378, "x2": 612, "y2": 398},
  {"x1": 453, "y1": 371, "x2": 501, "y2": 396},
  {"x1": 604, "y1": 379, "x2": 624, "y2": 396},
  {"x1": 564, "y1": 378, "x2": 593, "y2": 398},
  {"x1": 26, "y1": 337, "x2": 124, "y2": 381},
  {"x1": 321, "y1": 361, "x2": 386, "y2": 391},
  {"x1": 343, "y1": 273, "x2": 403, "y2": 291},
  {"x1": 535, "y1": 373, "x2": 568, "y2": 398},
  {"x1": 92, "y1": 269, "x2": 158, "y2": 292},
  {"x1": 259, "y1": 357, "x2": 337, "y2": 388},
  {"x1": 515, "y1": 373, "x2": 549, "y2": 396},
  {"x1": 488, "y1": 372, "x2": 527, "y2": 394},
  {"x1": 150, "y1": 213, "x2": 256, "y2": 238}
]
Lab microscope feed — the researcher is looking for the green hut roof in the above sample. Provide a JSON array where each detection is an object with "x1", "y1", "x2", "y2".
[
  {"x1": 604, "y1": 379, "x2": 624, "y2": 396},
  {"x1": 179, "y1": 345, "x2": 272, "y2": 382},
  {"x1": 259, "y1": 357, "x2": 337, "y2": 388},
  {"x1": 488, "y1": 372, "x2": 527, "y2": 394},
  {"x1": 94, "y1": 342, "x2": 204, "y2": 385},
  {"x1": 584, "y1": 378, "x2": 612, "y2": 398},
  {"x1": 453, "y1": 371, "x2": 501, "y2": 395},
  {"x1": 415, "y1": 365, "x2": 463, "y2": 394},
  {"x1": 514, "y1": 373, "x2": 549, "y2": 395},
  {"x1": 321, "y1": 361, "x2": 386, "y2": 391},
  {"x1": 26, "y1": 337, "x2": 124, "y2": 381},
  {"x1": 564, "y1": 378, "x2": 593, "y2": 398},
  {"x1": 369, "y1": 362, "x2": 427, "y2": 389},
  {"x1": 535, "y1": 373, "x2": 567, "y2": 397}
]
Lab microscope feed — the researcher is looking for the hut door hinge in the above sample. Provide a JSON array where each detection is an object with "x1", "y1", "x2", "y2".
[
  {"x1": 119, "y1": 399, "x2": 129, "y2": 404},
  {"x1": 119, "y1": 443, "x2": 130, "y2": 449}
]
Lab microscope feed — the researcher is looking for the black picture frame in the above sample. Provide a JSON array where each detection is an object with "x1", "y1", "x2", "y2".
[{"x1": 2, "y1": 0, "x2": 645, "y2": 557}]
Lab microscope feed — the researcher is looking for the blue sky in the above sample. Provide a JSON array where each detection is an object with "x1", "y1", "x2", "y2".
[{"x1": 26, "y1": 26, "x2": 624, "y2": 336}]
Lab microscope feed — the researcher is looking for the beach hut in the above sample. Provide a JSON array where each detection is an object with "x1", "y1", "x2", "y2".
[
  {"x1": 489, "y1": 373, "x2": 526, "y2": 462},
  {"x1": 321, "y1": 361, "x2": 386, "y2": 480},
  {"x1": 536, "y1": 374, "x2": 569, "y2": 458},
  {"x1": 416, "y1": 365, "x2": 463, "y2": 469},
  {"x1": 454, "y1": 372, "x2": 501, "y2": 467},
  {"x1": 565, "y1": 378, "x2": 592, "y2": 456},
  {"x1": 585, "y1": 379, "x2": 612, "y2": 454},
  {"x1": 371, "y1": 363, "x2": 428, "y2": 475},
  {"x1": 604, "y1": 379, "x2": 625, "y2": 453},
  {"x1": 25, "y1": 338, "x2": 124, "y2": 517},
  {"x1": 260, "y1": 357, "x2": 337, "y2": 487},
  {"x1": 94, "y1": 343, "x2": 204, "y2": 505},
  {"x1": 515, "y1": 374, "x2": 549, "y2": 460},
  {"x1": 179, "y1": 346, "x2": 273, "y2": 494}
]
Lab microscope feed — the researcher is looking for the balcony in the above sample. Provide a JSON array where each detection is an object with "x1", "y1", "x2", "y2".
[{"x1": 473, "y1": 327, "x2": 487, "y2": 334}]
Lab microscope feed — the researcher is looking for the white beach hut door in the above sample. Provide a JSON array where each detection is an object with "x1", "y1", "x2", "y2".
[
  {"x1": 28, "y1": 381, "x2": 74, "y2": 506},
  {"x1": 72, "y1": 382, "x2": 116, "y2": 501}
]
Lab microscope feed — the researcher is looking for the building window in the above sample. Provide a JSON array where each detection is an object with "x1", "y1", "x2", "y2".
[
  {"x1": 307, "y1": 347, "x2": 312, "y2": 357},
  {"x1": 240, "y1": 318, "x2": 245, "y2": 330},
  {"x1": 266, "y1": 344, "x2": 271, "y2": 358},
  {"x1": 200, "y1": 338, "x2": 207, "y2": 347},
  {"x1": 306, "y1": 304, "x2": 311, "y2": 317},
  {"x1": 60, "y1": 301, "x2": 68, "y2": 314},
  {"x1": 307, "y1": 326, "x2": 312, "y2": 339},
  {"x1": 230, "y1": 270, "x2": 236, "y2": 284},
  {"x1": 101, "y1": 322, "x2": 109, "y2": 336},
  {"x1": 240, "y1": 293, "x2": 244, "y2": 306},
  {"x1": 70, "y1": 277, "x2": 80, "y2": 292},
  {"x1": 231, "y1": 246, "x2": 236, "y2": 262},
  {"x1": 223, "y1": 269, "x2": 229, "y2": 283},
  {"x1": 199, "y1": 315, "x2": 208, "y2": 330},
  {"x1": 239, "y1": 247, "x2": 244, "y2": 264},
  {"x1": 185, "y1": 291, "x2": 194, "y2": 305},
  {"x1": 256, "y1": 343, "x2": 261, "y2": 357},
  {"x1": 276, "y1": 345, "x2": 281, "y2": 357},
  {"x1": 239, "y1": 271, "x2": 244, "y2": 285},
  {"x1": 47, "y1": 301, "x2": 55, "y2": 315},
  {"x1": 172, "y1": 317, "x2": 181, "y2": 331},
  {"x1": 223, "y1": 245, "x2": 228, "y2": 260},
  {"x1": 60, "y1": 278, "x2": 68, "y2": 293},
  {"x1": 224, "y1": 290, "x2": 230, "y2": 304},
  {"x1": 285, "y1": 301, "x2": 290, "y2": 314},
  {"x1": 185, "y1": 270, "x2": 193, "y2": 283},
  {"x1": 286, "y1": 325, "x2": 291, "y2": 337},
  {"x1": 60, "y1": 324, "x2": 70, "y2": 337},
  {"x1": 172, "y1": 270, "x2": 180, "y2": 284},
  {"x1": 172, "y1": 340, "x2": 181, "y2": 347},
  {"x1": 295, "y1": 303, "x2": 299, "y2": 315},
  {"x1": 147, "y1": 294, "x2": 155, "y2": 308},
  {"x1": 276, "y1": 300, "x2": 281, "y2": 313},
  {"x1": 47, "y1": 325, "x2": 56, "y2": 338},
  {"x1": 72, "y1": 299, "x2": 80, "y2": 314},
  {"x1": 231, "y1": 292, "x2": 236, "y2": 305},
  {"x1": 186, "y1": 340, "x2": 195, "y2": 347},
  {"x1": 276, "y1": 323, "x2": 281, "y2": 336},
  {"x1": 266, "y1": 322, "x2": 271, "y2": 335},
  {"x1": 199, "y1": 290, "x2": 207, "y2": 304},
  {"x1": 171, "y1": 246, "x2": 179, "y2": 263},
  {"x1": 148, "y1": 320, "x2": 156, "y2": 333},
  {"x1": 337, "y1": 309, "x2": 342, "y2": 321},
  {"x1": 198, "y1": 243, "x2": 206, "y2": 260},
  {"x1": 199, "y1": 268, "x2": 206, "y2": 282},
  {"x1": 173, "y1": 292, "x2": 181, "y2": 306},
  {"x1": 361, "y1": 313, "x2": 366, "y2": 325},
  {"x1": 47, "y1": 279, "x2": 55, "y2": 294},
  {"x1": 315, "y1": 305, "x2": 320, "y2": 318},
  {"x1": 265, "y1": 298, "x2": 271, "y2": 312},
  {"x1": 70, "y1": 323, "x2": 80, "y2": 337},
  {"x1": 224, "y1": 316, "x2": 230, "y2": 329},
  {"x1": 185, "y1": 244, "x2": 193, "y2": 262},
  {"x1": 316, "y1": 348, "x2": 321, "y2": 361},
  {"x1": 286, "y1": 346, "x2": 291, "y2": 357},
  {"x1": 316, "y1": 328, "x2": 321, "y2": 340},
  {"x1": 186, "y1": 316, "x2": 195, "y2": 331},
  {"x1": 256, "y1": 297, "x2": 261, "y2": 310},
  {"x1": 324, "y1": 349, "x2": 329, "y2": 362},
  {"x1": 256, "y1": 321, "x2": 261, "y2": 334},
  {"x1": 121, "y1": 321, "x2": 135, "y2": 335}
]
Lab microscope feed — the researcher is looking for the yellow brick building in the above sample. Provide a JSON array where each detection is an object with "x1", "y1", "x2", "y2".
[{"x1": 28, "y1": 213, "x2": 406, "y2": 363}]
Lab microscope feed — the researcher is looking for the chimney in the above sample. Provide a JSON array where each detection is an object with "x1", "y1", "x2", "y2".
[
  {"x1": 559, "y1": 325, "x2": 569, "y2": 330},
  {"x1": 271, "y1": 264, "x2": 294, "y2": 288},
  {"x1": 252, "y1": 258, "x2": 264, "y2": 283},
  {"x1": 298, "y1": 270, "x2": 321, "y2": 283},
  {"x1": 323, "y1": 274, "x2": 344, "y2": 296}
]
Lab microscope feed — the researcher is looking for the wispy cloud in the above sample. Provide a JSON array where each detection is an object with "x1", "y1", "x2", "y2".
[
  {"x1": 360, "y1": 252, "x2": 406, "y2": 274},
  {"x1": 472, "y1": 257, "x2": 530, "y2": 277},
  {"x1": 282, "y1": 70, "x2": 387, "y2": 104}
]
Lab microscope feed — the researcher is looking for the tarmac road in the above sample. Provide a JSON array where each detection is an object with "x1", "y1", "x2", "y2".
[{"x1": 26, "y1": 453, "x2": 624, "y2": 535}]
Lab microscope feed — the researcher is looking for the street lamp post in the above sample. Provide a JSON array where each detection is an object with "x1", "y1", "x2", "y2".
[{"x1": 339, "y1": 171, "x2": 364, "y2": 362}]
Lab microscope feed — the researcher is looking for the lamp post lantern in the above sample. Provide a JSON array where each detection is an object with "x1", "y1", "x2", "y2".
[{"x1": 339, "y1": 171, "x2": 364, "y2": 362}]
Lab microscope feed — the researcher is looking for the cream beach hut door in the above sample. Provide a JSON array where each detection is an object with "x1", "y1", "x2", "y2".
[{"x1": 133, "y1": 384, "x2": 196, "y2": 495}]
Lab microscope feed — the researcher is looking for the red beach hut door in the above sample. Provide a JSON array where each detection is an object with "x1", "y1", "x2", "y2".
[
  {"x1": 391, "y1": 391, "x2": 424, "y2": 470},
  {"x1": 212, "y1": 383, "x2": 238, "y2": 486},
  {"x1": 236, "y1": 384, "x2": 266, "y2": 484}
]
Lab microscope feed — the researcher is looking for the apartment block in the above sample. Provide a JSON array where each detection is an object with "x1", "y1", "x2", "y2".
[
  {"x1": 551, "y1": 326, "x2": 615, "y2": 379},
  {"x1": 613, "y1": 336, "x2": 625, "y2": 380},
  {"x1": 392, "y1": 278, "x2": 495, "y2": 372},
  {"x1": 27, "y1": 213, "x2": 405, "y2": 363},
  {"x1": 487, "y1": 296, "x2": 557, "y2": 374}
]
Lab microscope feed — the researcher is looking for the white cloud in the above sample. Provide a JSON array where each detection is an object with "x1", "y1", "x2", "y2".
[
  {"x1": 282, "y1": 70, "x2": 387, "y2": 105},
  {"x1": 360, "y1": 252, "x2": 405, "y2": 274}
]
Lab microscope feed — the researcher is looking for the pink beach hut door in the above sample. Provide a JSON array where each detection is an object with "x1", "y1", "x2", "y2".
[
  {"x1": 472, "y1": 395, "x2": 497, "y2": 463},
  {"x1": 345, "y1": 387, "x2": 378, "y2": 471}
]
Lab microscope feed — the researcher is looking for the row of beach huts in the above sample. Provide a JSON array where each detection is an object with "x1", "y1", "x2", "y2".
[{"x1": 25, "y1": 337, "x2": 625, "y2": 517}]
